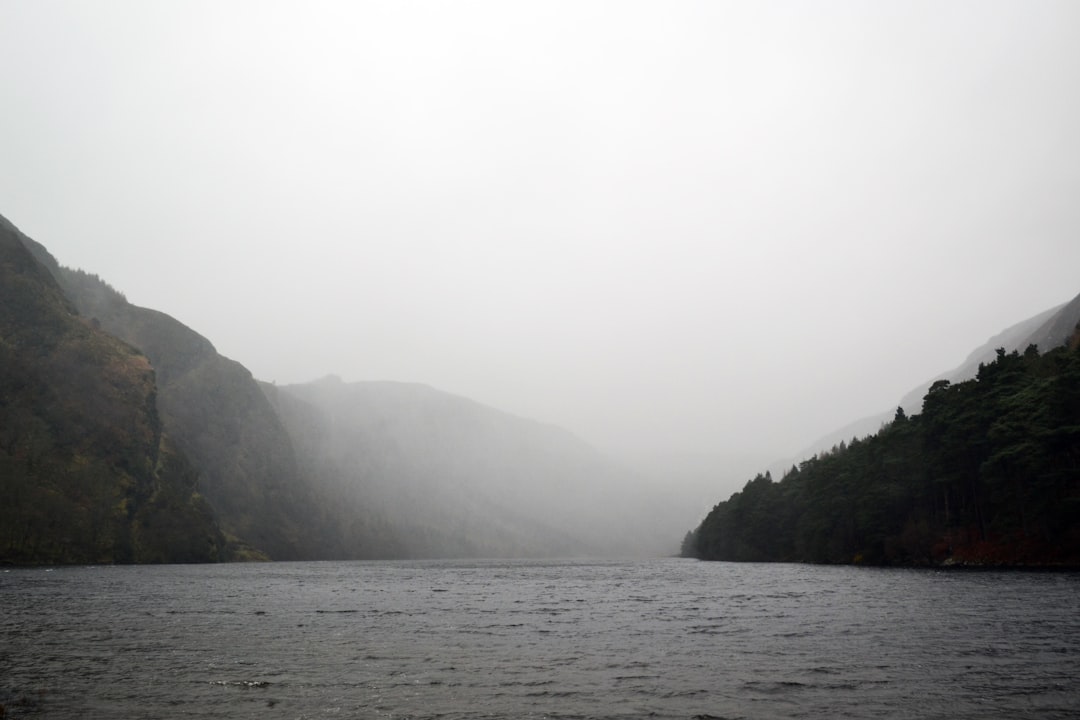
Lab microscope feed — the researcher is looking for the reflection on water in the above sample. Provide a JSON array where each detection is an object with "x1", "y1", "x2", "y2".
[{"x1": 1, "y1": 559, "x2": 1078, "y2": 719}]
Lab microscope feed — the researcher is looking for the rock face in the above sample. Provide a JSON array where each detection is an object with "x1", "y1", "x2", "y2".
[
  {"x1": 13, "y1": 222, "x2": 328, "y2": 560},
  {"x1": 0, "y1": 217, "x2": 224, "y2": 564}
]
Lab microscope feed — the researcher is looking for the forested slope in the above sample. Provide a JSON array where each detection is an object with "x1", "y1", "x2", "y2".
[
  {"x1": 13, "y1": 222, "x2": 330, "y2": 560},
  {"x1": 684, "y1": 341, "x2": 1080, "y2": 566},
  {"x1": 0, "y1": 217, "x2": 224, "y2": 563},
  {"x1": 795, "y1": 293, "x2": 1080, "y2": 464}
]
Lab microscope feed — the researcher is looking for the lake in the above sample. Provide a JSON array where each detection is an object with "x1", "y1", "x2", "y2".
[{"x1": 1, "y1": 558, "x2": 1078, "y2": 719}]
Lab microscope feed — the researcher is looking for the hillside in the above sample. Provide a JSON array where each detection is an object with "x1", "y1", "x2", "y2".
[
  {"x1": 13, "y1": 221, "x2": 329, "y2": 560},
  {"x1": 0, "y1": 217, "x2": 223, "y2": 563},
  {"x1": 266, "y1": 376, "x2": 680, "y2": 558},
  {"x1": 684, "y1": 341, "x2": 1080, "y2": 566},
  {"x1": 5, "y1": 214, "x2": 680, "y2": 562},
  {"x1": 790, "y1": 294, "x2": 1080, "y2": 465},
  {"x1": 9, "y1": 206, "x2": 1078, "y2": 566}
]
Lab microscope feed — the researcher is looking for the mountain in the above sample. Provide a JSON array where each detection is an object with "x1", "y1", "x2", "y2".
[
  {"x1": 4, "y1": 213, "x2": 679, "y2": 562},
  {"x1": 11, "y1": 223, "x2": 330, "y2": 560},
  {"x1": 685, "y1": 303, "x2": 1080, "y2": 568},
  {"x1": 685, "y1": 340, "x2": 1080, "y2": 566},
  {"x1": 0, "y1": 217, "x2": 224, "y2": 564},
  {"x1": 788, "y1": 294, "x2": 1080, "y2": 466},
  {"x1": 896, "y1": 295, "x2": 1080, "y2": 411},
  {"x1": 265, "y1": 376, "x2": 680, "y2": 558}
]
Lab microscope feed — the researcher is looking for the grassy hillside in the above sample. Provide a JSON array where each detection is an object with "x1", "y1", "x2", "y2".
[
  {"x1": 13, "y1": 224, "x2": 330, "y2": 560},
  {"x1": 0, "y1": 218, "x2": 223, "y2": 564}
]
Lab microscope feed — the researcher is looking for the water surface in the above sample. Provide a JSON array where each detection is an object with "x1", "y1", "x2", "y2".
[{"x1": 2, "y1": 559, "x2": 1078, "y2": 719}]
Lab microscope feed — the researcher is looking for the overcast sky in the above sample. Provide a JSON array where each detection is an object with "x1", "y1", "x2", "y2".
[{"x1": 2, "y1": 1, "x2": 1079, "y2": 476}]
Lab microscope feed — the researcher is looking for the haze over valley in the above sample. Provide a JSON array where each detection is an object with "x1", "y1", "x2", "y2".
[{"x1": 2, "y1": 1, "x2": 1080, "y2": 559}]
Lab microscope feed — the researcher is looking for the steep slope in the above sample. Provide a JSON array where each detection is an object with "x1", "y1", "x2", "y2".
[
  {"x1": 895, "y1": 295, "x2": 1079, "y2": 412},
  {"x1": 1015, "y1": 293, "x2": 1080, "y2": 351},
  {"x1": 9, "y1": 217, "x2": 327, "y2": 560},
  {"x1": 791, "y1": 293, "x2": 1080, "y2": 464},
  {"x1": 6, "y1": 214, "x2": 675, "y2": 561},
  {"x1": 266, "y1": 377, "x2": 679, "y2": 558},
  {"x1": 0, "y1": 218, "x2": 223, "y2": 564},
  {"x1": 686, "y1": 342, "x2": 1080, "y2": 566}
]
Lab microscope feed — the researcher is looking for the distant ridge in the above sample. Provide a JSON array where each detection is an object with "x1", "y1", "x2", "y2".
[
  {"x1": 266, "y1": 376, "x2": 680, "y2": 559},
  {"x1": 4, "y1": 211, "x2": 682, "y2": 561},
  {"x1": 787, "y1": 292, "x2": 1080, "y2": 465}
]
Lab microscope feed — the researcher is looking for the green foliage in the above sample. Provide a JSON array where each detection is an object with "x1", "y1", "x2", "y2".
[
  {"x1": 685, "y1": 343, "x2": 1080, "y2": 566},
  {"x1": 52, "y1": 267, "x2": 328, "y2": 561},
  {"x1": 6, "y1": 215, "x2": 347, "y2": 562},
  {"x1": 0, "y1": 219, "x2": 224, "y2": 565}
]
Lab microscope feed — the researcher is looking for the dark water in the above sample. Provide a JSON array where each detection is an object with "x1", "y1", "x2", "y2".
[{"x1": 1, "y1": 559, "x2": 1078, "y2": 719}]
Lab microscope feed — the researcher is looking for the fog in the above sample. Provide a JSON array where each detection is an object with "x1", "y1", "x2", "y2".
[{"x1": 3, "y1": 1, "x2": 1079, "y2": 505}]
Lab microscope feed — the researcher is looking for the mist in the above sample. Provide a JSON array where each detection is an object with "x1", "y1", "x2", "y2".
[{"x1": 3, "y1": 0, "x2": 1080, "y2": 515}]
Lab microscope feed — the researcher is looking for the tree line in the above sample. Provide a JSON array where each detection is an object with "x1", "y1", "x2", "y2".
[{"x1": 683, "y1": 341, "x2": 1080, "y2": 566}]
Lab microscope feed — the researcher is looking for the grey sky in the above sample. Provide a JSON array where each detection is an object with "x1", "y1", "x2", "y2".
[{"x1": 2, "y1": 1, "x2": 1079, "y2": 478}]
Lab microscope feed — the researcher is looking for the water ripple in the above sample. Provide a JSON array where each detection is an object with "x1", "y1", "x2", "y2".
[{"x1": 1, "y1": 560, "x2": 1078, "y2": 719}]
